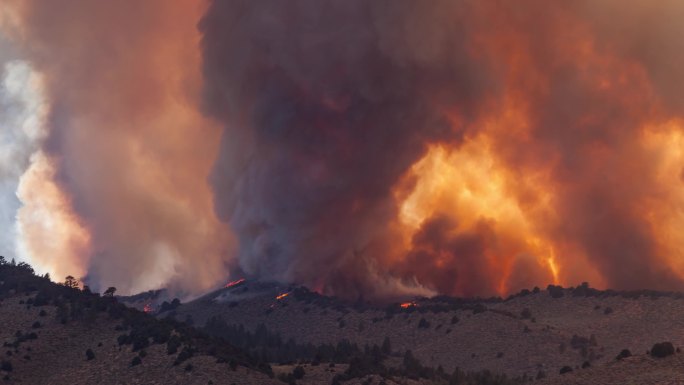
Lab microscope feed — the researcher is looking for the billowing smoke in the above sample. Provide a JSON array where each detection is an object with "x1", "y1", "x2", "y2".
[
  {"x1": 200, "y1": 0, "x2": 684, "y2": 297},
  {"x1": 3, "y1": 1, "x2": 684, "y2": 299},
  {"x1": 1, "y1": 0, "x2": 231, "y2": 295}
]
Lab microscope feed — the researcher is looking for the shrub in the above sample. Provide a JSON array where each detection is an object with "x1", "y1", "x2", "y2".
[
  {"x1": 167, "y1": 336, "x2": 181, "y2": 355},
  {"x1": 559, "y1": 366, "x2": 573, "y2": 374},
  {"x1": 547, "y1": 285, "x2": 564, "y2": 298},
  {"x1": 173, "y1": 347, "x2": 194, "y2": 366},
  {"x1": 130, "y1": 356, "x2": 142, "y2": 367},
  {"x1": 0, "y1": 360, "x2": 12, "y2": 372},
  {"x1": 651, "y1": 342, "x2": 675, "y2": 358},
  {"x1": 417, "y1": 318, "x2": 430, "y2": 329},
  {"x1": 184, "y1": 364, "x2": 193, "y2": 372},
  {"x1": 31, "y1": 321, "x2": 41, "y2": 329},
  {"x1": 38, "y1": 310, "x2": 47, "y2": 317},
  {"x1": 570, "y1": 335, "x2": 590, "y2": 349},
  {"x1": 450, "y1": 315, "x2": 459, "y2": 324},
  {"x1": 616, "y1": 349, "x2": 631, "y2": 360},
  {"x1": 604, "y1": 306, "x2": 613, "y2": 315},
  {"x1": 581, "y1": 361, "x2": 590, "y2": 368},
  {"x1": 86, "y1": 349, "x2": 95, "y2": 361},
  {"x1": 293, "y1": 365, "x2": 305, "y2": 379},
  {"x1": 520, "y1": 308, "x2": 532, "y2": 319}
]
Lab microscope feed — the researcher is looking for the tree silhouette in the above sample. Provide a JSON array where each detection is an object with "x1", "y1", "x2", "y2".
[
  {"x1": 104, "y1": 287, "x2": 117, "y2": 297},
  {"x1": 64, "y1": 276, "x2": 79, "y2": 289}
]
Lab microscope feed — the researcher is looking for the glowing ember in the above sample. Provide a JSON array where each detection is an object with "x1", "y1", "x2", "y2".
[
  {"x1": 400, "y1": 302, "x2": 416, "y2": 309},
  {"x1": 224, "y1": 278, "x2": 245, "y2": 288},
  {"x1": 276, "y1": 292, "x2": 290, "y2": 300},
  {"x1": 143, "y1": 303, "x2": 153, "y2": 313}
]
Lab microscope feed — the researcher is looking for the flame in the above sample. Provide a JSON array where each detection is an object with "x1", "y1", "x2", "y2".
[
  {"x1": 392, "y1": 135, "x2": 557, "y2": 296},
  {"x1": 143, "y1": 303, "x2": 153, "y2": 313},
  {"x1": 400, "y1": 302, "x2": 416, "y2": 309},
  {"x1": 224, "y1": 278, "x2": 245, "y2": 288},
  {"x1": 276, "y1": 292, "x2": 290, "y2": 301}
]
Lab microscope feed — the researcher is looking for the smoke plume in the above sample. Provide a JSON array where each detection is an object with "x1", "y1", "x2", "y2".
[
  {"x1": 1, "y1": 0, "x2": 231, "y2": 294},
  {"x1": 200, "y1": 0, "x2": 684, "y2": 297},
  {"x1": 3, "y1": 0, "x2": 684, "y2": 298}
]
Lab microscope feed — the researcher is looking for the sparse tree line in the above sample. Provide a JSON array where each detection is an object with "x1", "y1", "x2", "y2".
[
  {"x1": 203, "y1": 316, "x2": 527, "y2": 385},
  {"x1": 0, "y1": 256, "x2": 272, "y2": 380}
]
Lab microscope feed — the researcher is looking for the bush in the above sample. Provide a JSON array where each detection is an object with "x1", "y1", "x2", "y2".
[
  {"x1": 581, "y1": 361, "x2": 590, "y2": 368},
  {"x1": 31, "y1": 321, "x2": 41, "y2": 329},
  {"x1": 293, "y1": 365, "x2": 305, "y2": 379},
  {"x1": 86, "y1": 349, "x2": 95, "y2": 361},
  {"x1": 604, "y1": 307, "x2": 613, "y2": 315},
  {"x1": 547, "y1": 285, "x2": 564, "y2": 298},
  {"x1": 616, "y1": 349, "x2": 631, "y2": 360},
  {"x1": 559, "y1": 366, "x2": 573, "y2": 374},
  {"x1": 651, "y1": 342, "x2": 675, "y2": 358},
  {"x1": 520, "y1": 308, "x2": 532, "y2": 319},
  {"x1": 131, "y1": 356, "x2": 142, "y2": 367},
  {"x1": 417, "y1": 318, "x2": 430, "y2": 329},
  {"x1": 167, "y1": 336, "x2": 181, "y2": 355},
  {"x1": 0, "y1": 360, "x2": 12, "y2": 372},
  {"x1": 450, "y1": 315, "x2": 459, "y2": 324}
]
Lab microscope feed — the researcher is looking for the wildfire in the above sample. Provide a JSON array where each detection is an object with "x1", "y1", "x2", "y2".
[
  {"x1": 400, "y1": 302, "x2": 416, "y2": 309},
  {"x1": 276, "y1": 292, "x2": 290, "y2": 300},
  {"x1": 143, "y1": 303, "x2": 153, "y2": 313},
  {"x1": 224, "y1": 278, "x2": 245, "y2": 288}
]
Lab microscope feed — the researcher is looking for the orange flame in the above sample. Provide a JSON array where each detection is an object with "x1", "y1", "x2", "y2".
[
  {"x1": 224, "y1": 278, "x2": 245, "y2": 288},
  {"x1": 143, "y1": 303, "x2": 153, "y2": 313},
  {"x1": 276, "y1": 292, "x2": 290, "y2": 300},
  {"x1": 400, "y1": 302, "x2": 416, "y2": 309}
]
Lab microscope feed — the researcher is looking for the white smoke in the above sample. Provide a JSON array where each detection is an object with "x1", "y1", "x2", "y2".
[{"x1": 0, "y1": 60, "x2": 47, "y2": 263}]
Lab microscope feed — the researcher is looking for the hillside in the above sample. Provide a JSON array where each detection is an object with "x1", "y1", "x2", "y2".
[
  {"x1": 0, "y1": 258, "x2": 277, "y2": 385},
  {"x1": 0, "y1": 258, "x2": 524, "y2": 385},
  {"x1": 145, "y1": 280, "x2": 684, "y2": 384}
]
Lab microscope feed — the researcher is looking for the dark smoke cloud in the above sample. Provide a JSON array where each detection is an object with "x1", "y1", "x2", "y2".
[
  {"x1": 201, "y1": 0, "x2": 684, "y2": 297},
  {"x1": 200, "y1": 0, "x2": 499, "y2": 297},
  {"x1": 4, "y1": 0, "x2": 684, "y2": 299}
]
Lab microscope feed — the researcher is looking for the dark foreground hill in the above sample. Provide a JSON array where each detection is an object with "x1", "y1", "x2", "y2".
[
  {"x1": 0, "y1": 258, "x2": 277, "y2": 385},
  {"x1": 0, "y1": 258, "x2": 524, "y2": 385},
  {"x1": 132, "y1": 280, "x2": 684, "y2": 384}
]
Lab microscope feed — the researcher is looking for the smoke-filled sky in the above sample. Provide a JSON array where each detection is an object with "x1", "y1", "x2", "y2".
[{"x1": 2, "y1": 0, "x2": 684, "y2": 299}]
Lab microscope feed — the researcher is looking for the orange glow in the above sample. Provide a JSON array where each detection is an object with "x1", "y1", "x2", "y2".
[
  {"x1": 392, "y1": 136, "x2": 557, "y2": 296},
  {"x1": 400, "y1": 302, "x2": 416, "y2": 309},
  {"x1": 276, "y1": 292, "x2": 290, "y2": 301},
  {"x1": 143, "y1": 303, "x2": 153, "y2": 313},
  {"x1": 224, "y1": 278, "x2": 245, "y2": 288}
]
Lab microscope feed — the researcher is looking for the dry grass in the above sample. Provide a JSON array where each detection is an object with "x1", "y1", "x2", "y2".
[{"x1": 0, "y1": 293, "x2": 279, "y2": 385}]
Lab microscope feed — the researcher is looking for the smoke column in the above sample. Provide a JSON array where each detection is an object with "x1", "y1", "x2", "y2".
[
  {"x1": 200, "y1": 0, "x2": 684, "y2": 298},
  {"x1": 1, "y1": 0, "x2": 231, "y2": 295},
  {"x1": 3, "y1": 0, "x2": 684, "y2": 298}
]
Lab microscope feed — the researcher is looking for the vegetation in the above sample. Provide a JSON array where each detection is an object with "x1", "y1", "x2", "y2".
[
  {"x1": 0, "y1": 256, "x2": 272, "y2": 377},
  {"x1": 616, "y1": 349, "x2": 632, "y2": 360},
  {"x1": 651, "y1": 342, "x2": 675, "y2": 358},
  {"x1": 203, "y1": 316, "x2": 526, "y2": 385}
]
